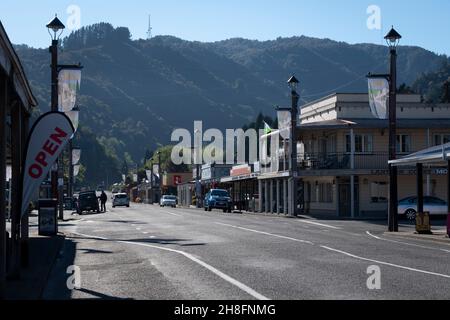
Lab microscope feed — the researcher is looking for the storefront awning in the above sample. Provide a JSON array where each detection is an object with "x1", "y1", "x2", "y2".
[{"x1": 389, "y1": 143, "x2": 450, "y2": 167}]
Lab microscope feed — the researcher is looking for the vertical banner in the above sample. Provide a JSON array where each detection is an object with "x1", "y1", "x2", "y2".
[
  {"x1": 122, "y1": 174, "x2": 126, "y2": 183},
  {"x1": 153, "y1": 164, "x2": 160, "y2": 179},
  {"x1": 146, "y1": 170, "x2": 152, "y2": 181},
  {"x1": 58, "y1": 69, "x2": 81, "y2": 112},
  {"x1": 133, "y1": 174, "x2": 138, "y2": 182},
  {"x1": 65, "y1": 109, "x2": 79, "y2": 133},
  {"x1": 72, "y1": 148, "x2": 81, "y2": 165},
  {"x1": 277, "y1": 110, "x2": 291, "y2": 140},
  {"x1": 21, "y1": 112, "x2": 75, "y2": 217},
  {"x1": 73, "y1": 164, "x2": 81, "y2": 177},
  {"x1": 368, "y1": 78, "x2": 389, "y2": 120}
]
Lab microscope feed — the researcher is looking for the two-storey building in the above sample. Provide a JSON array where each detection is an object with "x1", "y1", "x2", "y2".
[{"x1": 258, "y1": 93, "x2": 450, "y2": 218}]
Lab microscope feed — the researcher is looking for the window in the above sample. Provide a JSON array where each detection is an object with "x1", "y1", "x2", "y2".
[
  {"x1": 315, "y1": 182, "x2": 333, "y2": 203},
  {"x1": 433, "y1": 134, "x2": 450, "y2": 146},
  {"x1": 370, "y1": 182, "x2": 388, "y2": 203},
  {"x1": 396, "y1": 135, "x2": 411, "y2": 153},
  {"x1": 346, "y1": 134, "x2": 373, "y2": 153}
]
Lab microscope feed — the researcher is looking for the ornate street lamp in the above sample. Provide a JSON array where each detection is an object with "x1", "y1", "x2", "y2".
[
  {"x1": 288, "y1": 76, "x2": 299, "y2": 216},
  {"x1": 385, "y1": 27, "x2": 401, "y2": 232},
  {"x1": 47, "y1": 15, "x2": 65, "y2": 217}
]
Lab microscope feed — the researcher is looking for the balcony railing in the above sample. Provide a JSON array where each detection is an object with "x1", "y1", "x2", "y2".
[{"x1": 298, "y1": 152, "x2": 390, "y2": 171}]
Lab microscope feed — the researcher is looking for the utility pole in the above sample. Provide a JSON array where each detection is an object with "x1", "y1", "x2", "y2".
[{"x1": 288, "y1": 76, "x2": 299, "y2": 217}]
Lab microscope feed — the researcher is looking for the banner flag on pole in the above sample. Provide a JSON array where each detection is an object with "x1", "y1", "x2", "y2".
[
  {"x1": 146, "y1": 170, "x2": 152, "y2": 181},
  {"x1": 58, "y1": 69, "x2": 81, "y2": 113},
  {"x1": 277, "y1": 110, "x2": 291, "y2": 140},
  {"x1": 153, "y1": 164, "x2": 160, "y2": 179},
  {"x1": 133, "y1": 174, "x2": 138, "y2": 182},
  {"x1": 73, "y1": 164, "x2": 81, "y2": 177},
  {"x1": 263, "y1": 121, "x2": 273, "y2": 135},
  {"x1": 72, "y1": 148, "x2": 81, "y2": 165},
  {"x1": 368, "y1": 77, "x2": 389, "y2": 120},
  {"x1": 21, "y1": 112, "x2": 75, "y2": 217},
  {"x1": 122, "y1": 174, "x2": 126, "y2": 183},
  {"x1": 65, "y1": 109, "x2": 79, "y2": 133}
]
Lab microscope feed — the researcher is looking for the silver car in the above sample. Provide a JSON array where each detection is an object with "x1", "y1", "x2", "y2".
[
  {"x1": 160, "y1": 195, "x2": 177, "y2": 208},
  {"x1": 112, "y1": 193, "x2": 130, "y2": 208},
  {"x1": 398, "y1": 196, "x2": 448, "y2": 221}
]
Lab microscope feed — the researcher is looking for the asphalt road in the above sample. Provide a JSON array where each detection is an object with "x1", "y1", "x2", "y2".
[{"x1": 42, "y1": 200, "x2": 450, "y2": 300}]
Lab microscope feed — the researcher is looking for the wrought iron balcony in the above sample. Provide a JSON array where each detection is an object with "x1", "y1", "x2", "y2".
[{"x1": 298, "y1": 152, "x2": 390, "y2": 171}]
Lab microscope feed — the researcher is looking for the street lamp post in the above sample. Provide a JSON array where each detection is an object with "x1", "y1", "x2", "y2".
[
  {"x1": 47, "y1": 15, "x2": 65, "y2": 202},
  {"x1": 158, "y1": 151, "x2": 162, "y2": 200},
  {"x1": 385, "y1": 27, "x2": 402, "y2": 232},
  {"x1": 288, "y1": 76, "x2": 299, "y2": 217}
]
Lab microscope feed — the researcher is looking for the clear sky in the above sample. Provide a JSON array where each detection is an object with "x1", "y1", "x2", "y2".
[{"x1": 0, "y1": 0, "x2": 449, "y2": 55}]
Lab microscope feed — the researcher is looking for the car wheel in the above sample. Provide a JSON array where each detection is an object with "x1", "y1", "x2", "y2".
[
  {"x1": 405, "y1": 209, "x2": 417, "y2": 221},
  {"x1": 204, "y1": 207, "x2": 207, "y2": 211}
]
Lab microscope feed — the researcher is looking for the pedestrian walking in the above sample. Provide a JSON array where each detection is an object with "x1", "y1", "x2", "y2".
[{"x1": 100, "y1": 191, "x2": 107, "y2": 213}]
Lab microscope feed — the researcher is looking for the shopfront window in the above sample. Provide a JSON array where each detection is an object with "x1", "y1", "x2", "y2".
[
  {"x1": 396, "y1": 134, "x2": 411, "y2": 154},
  {"x1": 370, "y1": 181, "x2": 388, "y2": 203},
  {"x1": 433, "y1": 134, "x2": 450, "y2": 146},
  {"x1": 346, "y1": 134, "x2": 373, "y2": 153}
]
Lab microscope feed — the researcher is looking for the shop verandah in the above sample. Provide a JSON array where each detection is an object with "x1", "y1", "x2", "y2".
[{"x1": 390, "y1": 143, "x2": 450, "y2": 236}]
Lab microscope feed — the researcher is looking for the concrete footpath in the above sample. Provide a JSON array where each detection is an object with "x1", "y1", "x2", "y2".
[{"x1": 4, "y1": 213, "x2": 70, "y2": 300}]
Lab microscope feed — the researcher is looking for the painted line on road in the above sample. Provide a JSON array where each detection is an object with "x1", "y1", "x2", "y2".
[
  {"x1": 320, "y1": 245, "x2": 450, "y2": 279},
  {"x1": 160, "y1": 209, "x2": 182, "y2": 217},
  {"x1": 366, "y1": 231, "x2": 450, "y2": 254},
  {"x1": 295, "y1": 220, "x2": 341, "y2": 230},
  {"x1": 71, "y1": 231, "x2": 269, "y2": 300},
  {"x1": 216, "y1": 223, "x2": 314, "y2": 245}
]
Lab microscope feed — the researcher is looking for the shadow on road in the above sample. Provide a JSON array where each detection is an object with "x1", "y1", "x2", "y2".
[{"x1": 74, "y1": 288, "x2": 132, "y2": 300}]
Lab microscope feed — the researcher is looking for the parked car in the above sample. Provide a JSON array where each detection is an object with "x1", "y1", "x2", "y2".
[
  {"x1": 112, "y1": 193, "x2": 130, "y2": 208},
  {"x1": 204, "y1": 189, "x2": 233, "y2": 213},
  {"x1": 398, "y1": 196, "x2": 448, "y2": 221},
  {"x1": 77, "y1": 191, "x2": 100, "y2": 215},
  {"x1": 160, "y1": 195, "x2": 177, "y2": 208}
]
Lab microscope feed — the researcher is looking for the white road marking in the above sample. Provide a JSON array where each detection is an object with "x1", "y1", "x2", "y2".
[
  {"x1": 71, "y1": 231, "x2": 269, "y2": 300},
  {"x1": 216, "y1": 223, "x2": 314, "y2": 245},
  {"x1": 160, "y1": 209, "x2": 182, "y2": 217},
  {"x1": 366, "y1": 231, "x2": 450, "y2": 254},
  {"x1": 321, "y1": 245, "x2": 450, "y2": 279},
  {"x1": 136, "y1": 228, "x2": 141, "y2": 231},
  {"x1": 296, "y1": 220, "x2": 341, "y2": 230}
]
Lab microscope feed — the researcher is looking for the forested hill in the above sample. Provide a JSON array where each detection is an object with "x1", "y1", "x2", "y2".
[{"x1": 15, "y1": 23, "x2": 449, "y2": 185}]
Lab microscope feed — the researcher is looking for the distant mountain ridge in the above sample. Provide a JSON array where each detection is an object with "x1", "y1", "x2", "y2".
[{"x1": 15, "y1": 23, "x2": 449, "y2": 166}]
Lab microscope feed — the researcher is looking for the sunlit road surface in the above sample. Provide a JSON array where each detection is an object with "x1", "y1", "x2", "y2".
[{"x1": 43, "y1": 200, "x2": 450, "y2": 300}]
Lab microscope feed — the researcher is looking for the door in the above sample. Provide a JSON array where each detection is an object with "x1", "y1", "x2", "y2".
[{"x1": 339, "y1": 179, "x2": 351, "y2": 217}]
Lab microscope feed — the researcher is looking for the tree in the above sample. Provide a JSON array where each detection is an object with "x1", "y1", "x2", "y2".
[{"x1": 397, "y1": 83, "x2": 415, "y2": 94}]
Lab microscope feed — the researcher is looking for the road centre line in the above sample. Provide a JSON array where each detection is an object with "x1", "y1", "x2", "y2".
[
  {"x1": 216, "y1": 223, "x2": 314, "y2": 245},
  {"x1": 159, "y1": 209, "x2": 182, "y2": 217},
  {"x1": 295, "y1": 220, "x2": 341, "y2": 230},
  {"x1": 367, "y1": 231, "x2": 450, "y2": 253},
  {"x1": 71, "y1": 231, "x2": 269, "y2": 300},
  {"x1": 321, "y1": 245, "x2": 450, "y2": 279}
]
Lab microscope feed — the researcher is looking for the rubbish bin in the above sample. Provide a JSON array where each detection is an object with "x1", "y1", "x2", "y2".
[
  {"x1": 38, "y1": 199, "x2": 58, "y2": 236},
  {"x1": 416, "y1": 212, "x2": 432, "y2": 235}
]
